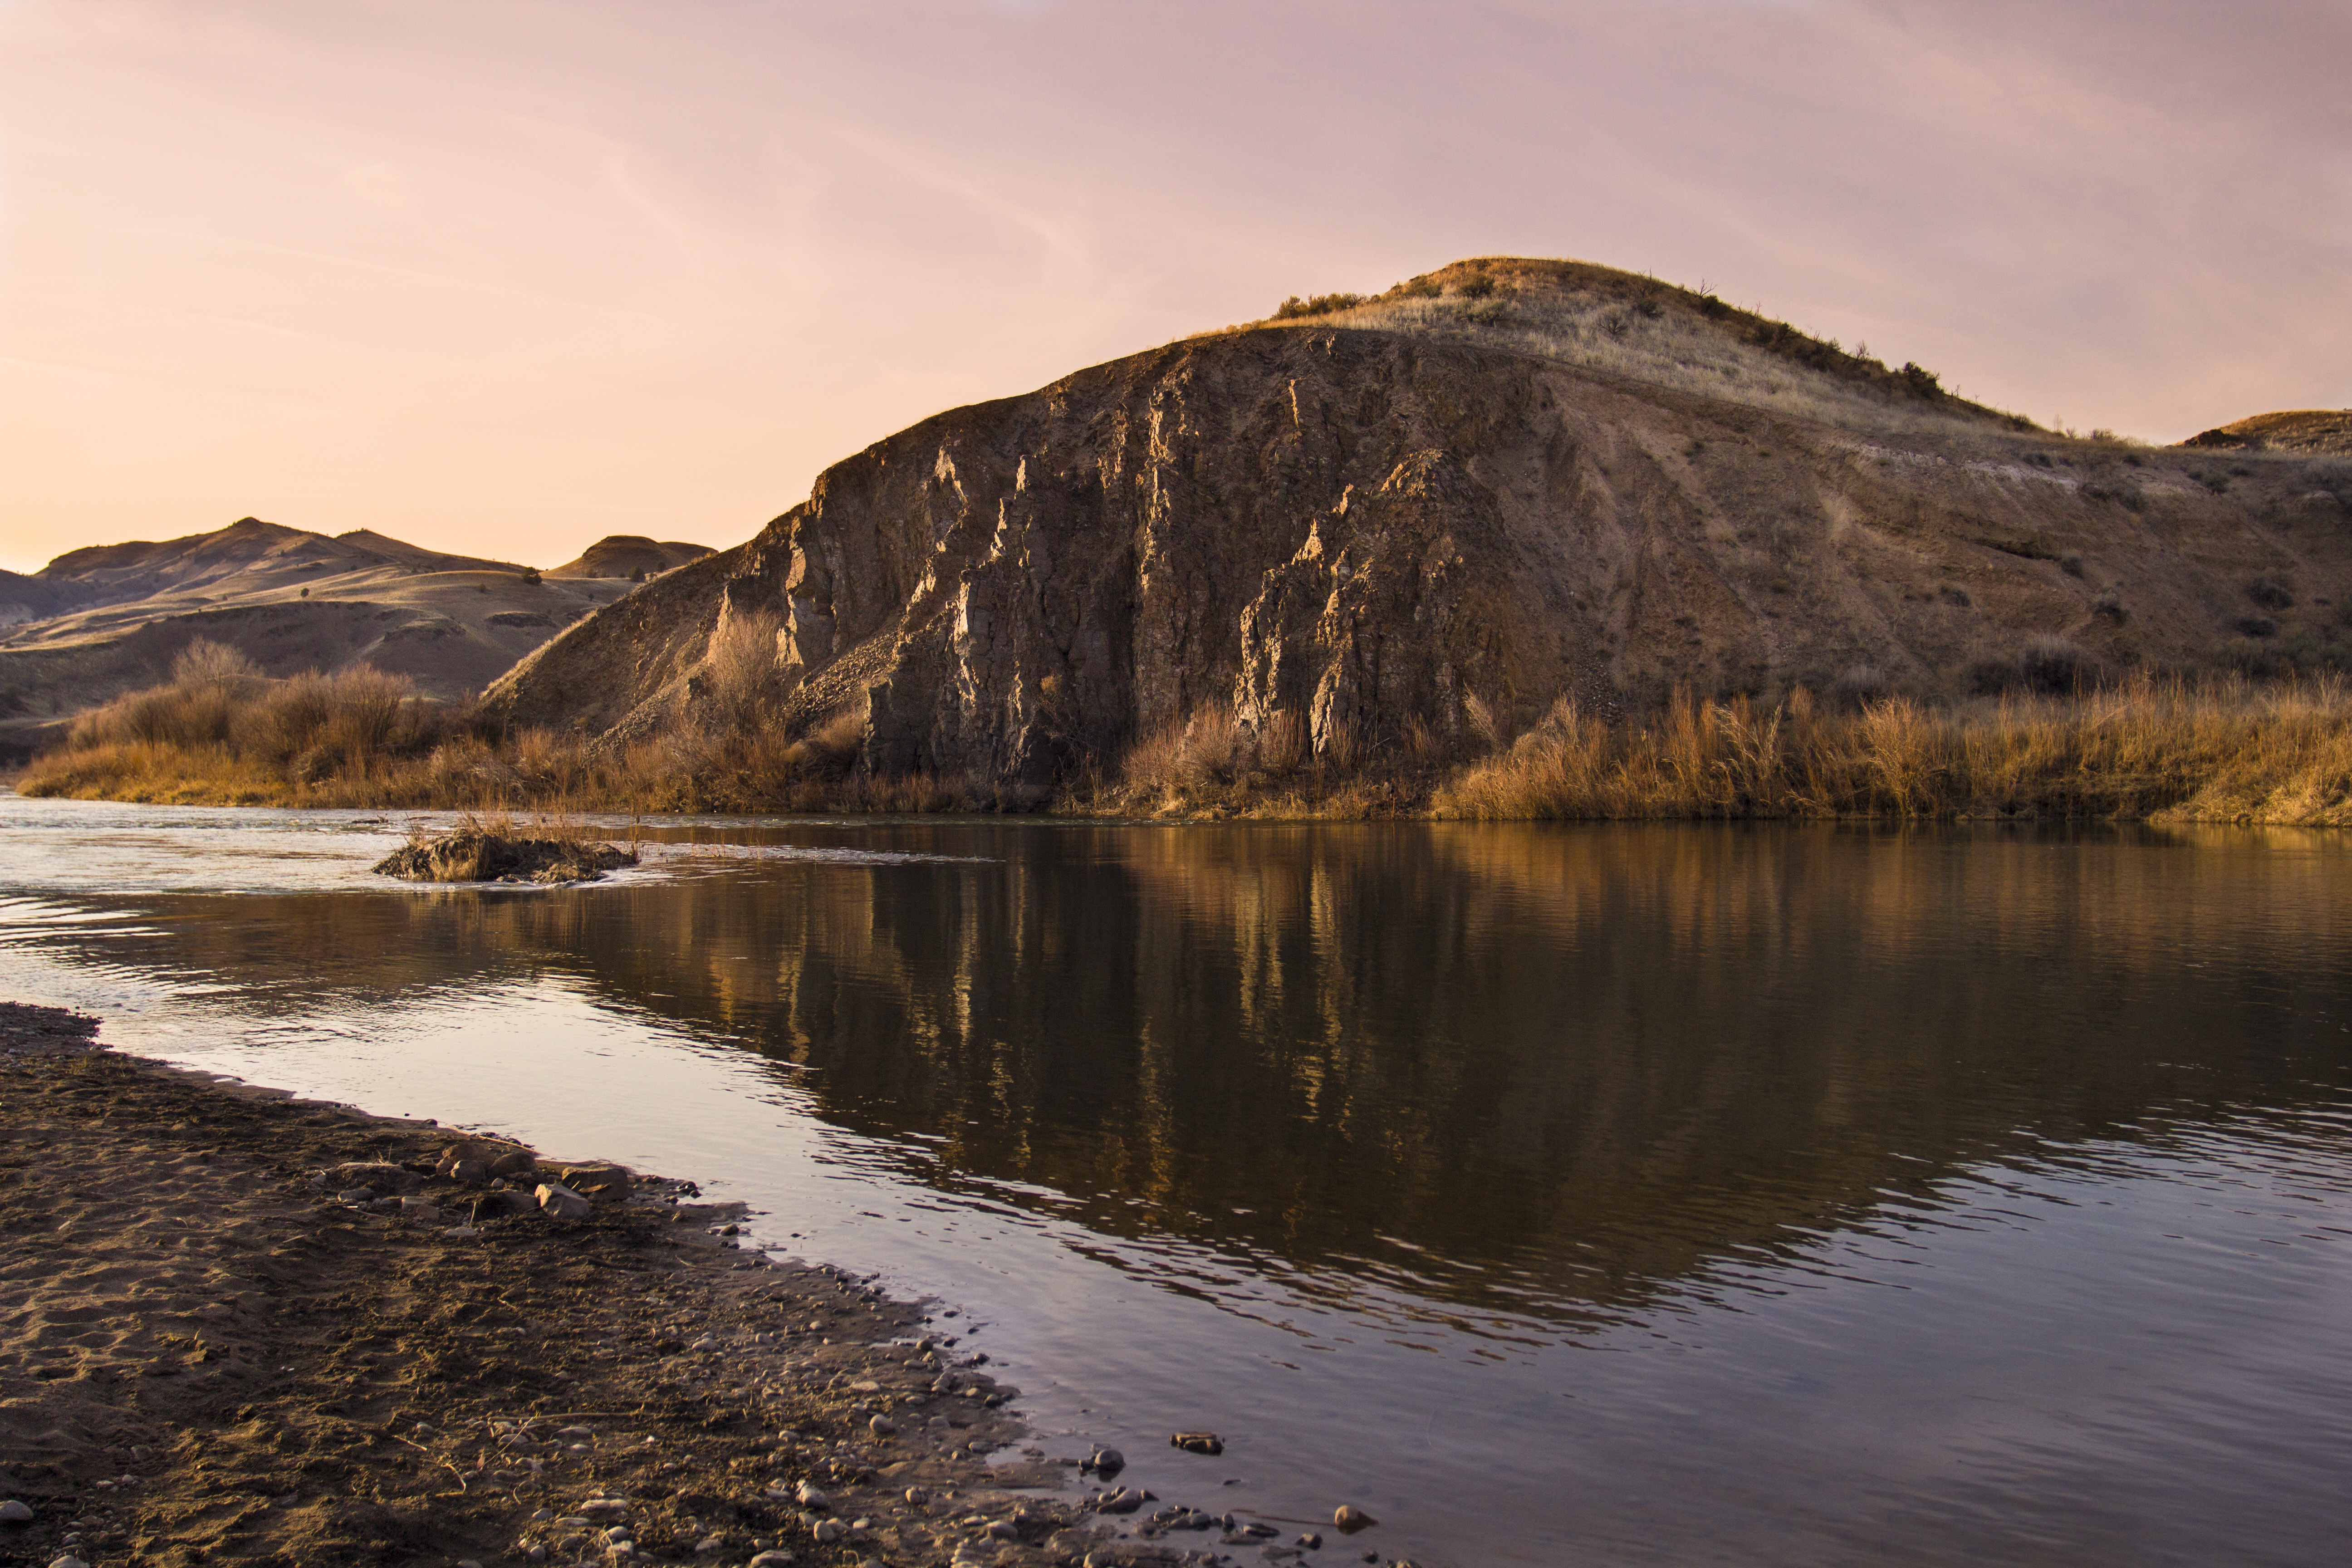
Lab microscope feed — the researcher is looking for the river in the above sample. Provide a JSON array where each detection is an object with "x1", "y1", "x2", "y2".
[{"x1": 3, "y1": 795, "x2": 2348, "y2": 1566}]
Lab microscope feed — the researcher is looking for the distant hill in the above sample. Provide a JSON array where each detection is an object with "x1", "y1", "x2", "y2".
[
  {"x1": 0, "y1": 519, "x2": 687, "y2": 762},
  {"x1": 548, "y1": 535, "x2": 715, "y2": 581},
  {"x1": 2180, "y1": 410, "x2": 2352, "y2": 457},
  {"x1": 483, "y1": 255, "x2": 2352, "y2": 788}
]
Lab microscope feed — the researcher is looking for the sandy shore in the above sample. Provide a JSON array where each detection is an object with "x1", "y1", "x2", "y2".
[{"x1": 0, "y1": 1003, "x2": 1304, "y2": 1568}]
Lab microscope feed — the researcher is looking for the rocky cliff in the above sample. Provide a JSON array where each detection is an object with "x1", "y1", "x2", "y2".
[{"x1": 484, "y1": 258, "x2": 2352, "y2": 783}]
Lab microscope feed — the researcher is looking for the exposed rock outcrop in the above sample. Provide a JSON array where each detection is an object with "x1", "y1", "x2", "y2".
[{"x1": 483, "y1": 259, "x2": 2352, "y2": 784}]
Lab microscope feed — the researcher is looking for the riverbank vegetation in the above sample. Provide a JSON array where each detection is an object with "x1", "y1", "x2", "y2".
[{"x1": 15, "y1": 639, "x2": 2352, "y2": 824}]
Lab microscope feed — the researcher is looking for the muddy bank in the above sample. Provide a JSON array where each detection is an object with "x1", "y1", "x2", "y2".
[{"x1": 0, "y1": 1003, "x2": 1336, "y2": 1568}]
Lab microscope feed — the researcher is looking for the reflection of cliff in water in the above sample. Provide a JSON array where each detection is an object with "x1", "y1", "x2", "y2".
[{"x1": 51, "y1": 824, "x2": 2352, "y2": 1323}]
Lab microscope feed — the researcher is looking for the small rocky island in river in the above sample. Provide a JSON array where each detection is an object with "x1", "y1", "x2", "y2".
[{"x1": 371, "y1": 828, "x2": 638, "y2": 884}]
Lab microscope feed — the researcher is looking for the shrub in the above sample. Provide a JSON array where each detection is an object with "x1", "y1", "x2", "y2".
[
  {"x1": 1272, "y1": 293, "x2": 1367, "y2": 320},
  {"x1": 2019, "y1": 635, "x2": 2091, "y2": 695},
  {"x1": 704, "y1": 608, "x2": 784, "y2": 724},
  {"x1": 175, "y1": 638, "x2": 260, "y2": 686},
  {"x1": 1832, "y1": 664, "x2": 1892, "y2": 709},
  {"x1": 1457, "y1": 274, "x2": 1497, "y2": 300},
  {"x1": 2246, "y1": 575, "x2": 2295, "y2": 610}
]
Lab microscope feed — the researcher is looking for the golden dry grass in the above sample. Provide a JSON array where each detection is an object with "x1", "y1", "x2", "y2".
[
  {"x1": 24, "y1": 642, "x2": 2352, "y2": 824},
  {"x1": 1431, "y1": 677, "x2": 2352, "y2": 824}
]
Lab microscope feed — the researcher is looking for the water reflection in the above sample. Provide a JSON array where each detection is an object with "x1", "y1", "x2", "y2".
[
  {"x1": 9, "y1": 813, "x2": 2352, "y2": 1563},
  {"x1": 17, "y1": 821, "x2": 2349, "y2": 1338}
]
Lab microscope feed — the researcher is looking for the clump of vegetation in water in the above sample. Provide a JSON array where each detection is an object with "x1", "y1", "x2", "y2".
[{"x1": 372, "y1": 822, "x2": 637, "y2": 884}]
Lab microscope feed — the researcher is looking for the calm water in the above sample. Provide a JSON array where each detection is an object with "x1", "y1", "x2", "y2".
[{"x1": 3, "y1": 796, "x2": 2349, "y2": 1566}]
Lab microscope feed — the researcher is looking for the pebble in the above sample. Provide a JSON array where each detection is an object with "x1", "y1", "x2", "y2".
[
  {"x1": 795, "y1": 1480, "x2": 829, "y2": 1508},
  {"x1": 811, "y1": 1519, "x2": 844, "y2": 1544},
  {"x1": 443, "y1": 1225, "x2": 480, "y2": 1240},
  {"x1": 746, "y1": 1555, "x2": 794, "y2": 1568},
  {"x1": 1085, "y1": 1445, "x2": 1126, "y2": 1475},
  {"x1": 0, "y1": 1500, "x2": 31, "y2": 1523},
  {"x1": 1171, "y1": 1431, "x2": 1224, "y2": 1455},
  {"x1": 49, "y1": 1557, "x2": 88, "y2": 1568},
  {"x1": 335, "y1": 1186, "x2": 375, "y2": 1203},
  {"x1": 397, "y1": 1196, "x2": 440, "y2": 1221},
  {"x1": 868, "y1": 1415, "x2": 897, "y2": 1436},
  {"x1": 1296, "y1": 1530, "x2": 1324, "y2": 1548},
  {"x1": 1333, "y1": 1504, "x2": 1377, "y2": 1532},
  {"x1": 694, "y1": 1537, "x2": 726, "y2": 1554}
]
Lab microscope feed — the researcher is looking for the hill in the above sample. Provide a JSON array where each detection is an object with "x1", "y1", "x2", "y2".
[
  {"x1": 2181, "y1": 409, "x2": 2352, "y2": 457},
  {"x1": 548, "y1": 535, "x2": 715, "y2": 580},
  {"x1": 0, "y1": 519, "x2": 710, "y2": 761},
  {"x1": 481, "y1": 257, "x2": 2352, "y2": 791}
]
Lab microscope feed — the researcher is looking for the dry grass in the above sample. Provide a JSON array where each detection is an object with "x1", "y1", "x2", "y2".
[
  {"x1": 19, "y1": 641, "x2": 478, "y2": 806},
  {"x1": 16, "y1": 647, "x2": 962, "y2": 814},
  {"x1": 26, "y1": 643, "x2": 2352, "y2": 824},
  {"x1": 1432, "y1": 677, "x2": 2352, "y2": 824},
  {"x1": 1232, "y1": 259, "x2": 2031, "y2": 436}
]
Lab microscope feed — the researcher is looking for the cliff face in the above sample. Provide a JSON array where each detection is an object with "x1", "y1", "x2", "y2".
[{"x1": 484, "y1": 262, "x2": 2352, "y2": 782}]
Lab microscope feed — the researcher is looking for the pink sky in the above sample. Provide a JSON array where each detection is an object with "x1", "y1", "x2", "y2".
[{"x1": 2, "y1": 0, "x2": 2346, "y2": 573}]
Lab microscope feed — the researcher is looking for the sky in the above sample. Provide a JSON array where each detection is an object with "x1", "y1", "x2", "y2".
[{"x1": 0, "y1": 0, "x2": 2346, "y2": 574}]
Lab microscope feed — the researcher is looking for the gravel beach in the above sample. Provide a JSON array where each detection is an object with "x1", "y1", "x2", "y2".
[{"x1": 0, "y1": 1002, "x2": 1308, "y2": 1568}]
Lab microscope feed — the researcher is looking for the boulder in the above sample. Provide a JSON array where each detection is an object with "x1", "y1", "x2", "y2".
[
  {"x1": 558, "y1": 1163, "x2": 633, "y2": 1204},
  {"x1": 536, "y1": 1182, "x2": 592, "y2": 1221}
]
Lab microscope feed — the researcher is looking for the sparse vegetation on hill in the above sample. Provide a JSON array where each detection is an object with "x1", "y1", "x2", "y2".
[{"x1": 1234, "y1": 256, "x2": 2035, "y2": 433}]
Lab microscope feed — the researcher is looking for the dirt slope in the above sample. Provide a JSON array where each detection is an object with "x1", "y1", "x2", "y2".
[
  {"x1": 483, "y1": 258, "x2": 2352, "y2": 787},
  {"x1": 0, "y1": 521, "x2": 678, "y2": 761}
]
